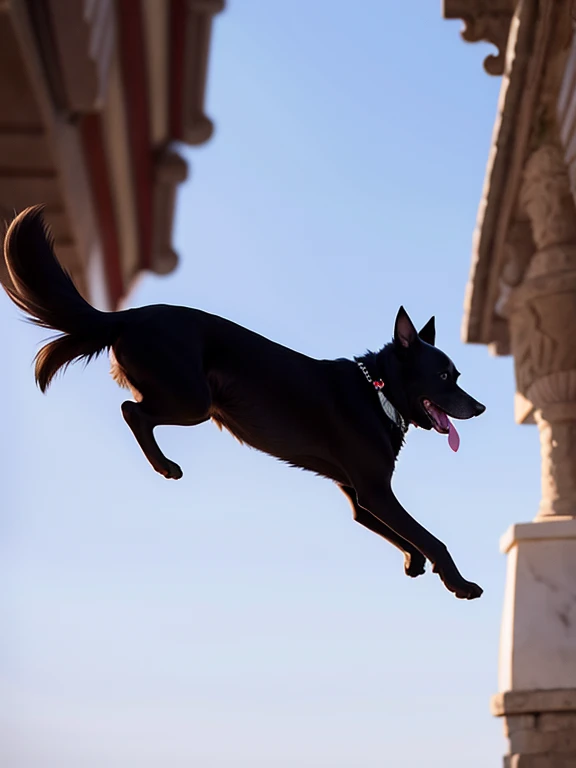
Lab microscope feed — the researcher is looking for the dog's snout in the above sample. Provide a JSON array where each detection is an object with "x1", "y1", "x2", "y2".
[{"x1": 474, "y1": 402, "x2": 486, "y2": 416}]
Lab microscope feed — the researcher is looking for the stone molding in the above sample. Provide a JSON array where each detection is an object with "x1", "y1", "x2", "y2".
[
  {"x1": 491, "y1": 689, "x2": 576, "y2": 716},
  {"x1": 492, "y1": 691, "x2": 576, "y2": 766},
  {"x1": 500, "y1": 519, "x2": 576, "y2": 553}
]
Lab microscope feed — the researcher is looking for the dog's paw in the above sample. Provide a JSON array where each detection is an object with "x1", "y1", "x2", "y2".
[
  {"x1": 458, "y1": 581, "x2": 483, "y2": 600},
  {"x1": 404, "y1": 551, "x2": 426, "y2": 578},
  {"x1": 159, "y1": 460, "x2": 183, "y2": 480},
  {"x1": 434, "y1": 566, "x2": 483, "y2": 600}
]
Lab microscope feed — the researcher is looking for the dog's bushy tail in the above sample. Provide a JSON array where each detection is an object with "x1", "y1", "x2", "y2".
[{"x1": 2, "y1": 205, "x2": 124, "y2": 391}]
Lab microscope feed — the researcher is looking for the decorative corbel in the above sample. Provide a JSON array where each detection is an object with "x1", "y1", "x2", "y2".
[{"x1": 443, "y1": 0, "x2": 516, "y2": 75}]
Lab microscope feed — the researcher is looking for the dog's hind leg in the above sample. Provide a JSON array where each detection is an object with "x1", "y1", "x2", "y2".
[
  {"x1": 121, "y1": 401, "x2": 203, "y2": 479},
  {"x1": 121, "y1": 375, "x2": 212, "y2": 479},
  {"x1": 115, "y1": 343, "x2": 212, "y2": 478},
  {"x1": 340, "y1": 485, "x2": 426, "y2": 578}
]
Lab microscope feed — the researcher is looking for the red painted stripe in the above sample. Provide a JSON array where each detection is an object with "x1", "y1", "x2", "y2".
[
  {"x1": 169, "y1": 0, "x2": 186, "y2": 141},
  {"x1": 79, "y1": 114, "x2": 124, "y2": 307},
  {"x1": 116, "y1": 0, "x2": 153, "y2": 271}
]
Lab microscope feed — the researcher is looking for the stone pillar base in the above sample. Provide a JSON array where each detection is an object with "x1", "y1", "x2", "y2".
[
  {"x1": 498, "y1": 521, "x2": 576, "y2": 692},
  {"x1": 495, "y1": 520, "x2": 576, "y2": 767},
  {"x1": 491, "y1": 690, "x2": 576, "y2": 767}
]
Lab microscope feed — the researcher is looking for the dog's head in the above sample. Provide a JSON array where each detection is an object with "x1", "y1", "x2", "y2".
[{"x1": 392, "y1": 307, "x2": 485, "y2": 435}]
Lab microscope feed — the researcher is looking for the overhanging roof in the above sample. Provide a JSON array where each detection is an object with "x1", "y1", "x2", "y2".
[{"x1": 0, "y1": 0, "x2": 223, "y2": 309}]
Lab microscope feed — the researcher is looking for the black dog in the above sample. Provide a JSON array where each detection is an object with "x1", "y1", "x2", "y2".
[{"x1": 2, "y1": 206, "x2": 486, "y2": 599}]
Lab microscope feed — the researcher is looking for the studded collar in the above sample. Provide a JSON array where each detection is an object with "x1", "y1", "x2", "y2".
[{"x1": 356, "y1": 361, "x2": 408, "y2": 434}]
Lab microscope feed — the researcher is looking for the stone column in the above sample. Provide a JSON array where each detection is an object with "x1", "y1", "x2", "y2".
[{"x1": 495, "y1": 143, "x2": 576, "y2": 767}]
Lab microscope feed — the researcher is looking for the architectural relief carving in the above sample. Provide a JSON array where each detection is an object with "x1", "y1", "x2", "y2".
[
  {"x1": 509, "y1": 144, "x2": 576, "y2": 397},
  {"x1": 509, "y1": 286, "x2": 576, "y2": 395},
  {"x1": 520, "y1": 144, "x2": 576, "y2": 250},
  {"x1": 494, "y1": 220, "x2": 534, "y2": 319},
  {"x1": 501, "y1": 220, "x2": 535, "y2": 287},
  {"x1": 525, "y1": 243, "x2": 576, "y2": 279},
  {"x1": 509, "y1": 301, "x2": 559, "y2": 395},
  {"x1": 443, "y1": 0, "x2": 515, "y2": 75},
  {"x1": 509, "y1": 290, "x2": 576, "y2": 395}
]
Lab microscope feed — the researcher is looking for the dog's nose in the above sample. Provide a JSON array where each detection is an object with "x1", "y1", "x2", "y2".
[{"x1": 475, "y1": 402, "x2": 486, "y2": 416}]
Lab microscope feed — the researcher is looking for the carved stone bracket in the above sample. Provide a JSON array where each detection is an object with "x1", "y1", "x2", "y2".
[{"x1": 443, "y1": 0, "x2": 516, "y2": 75}]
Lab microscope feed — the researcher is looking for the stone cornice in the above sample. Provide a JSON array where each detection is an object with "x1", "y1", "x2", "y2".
[{"x1": 462, "y1": 0, "x2": 539, "y2": 348}]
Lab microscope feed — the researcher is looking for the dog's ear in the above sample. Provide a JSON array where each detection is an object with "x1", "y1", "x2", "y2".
[
  {"x1": 394, "y1": 306, "x2": 418, "y2": 348},
  {"x1": 418, "y1": 316, "x2": 436, "y2": 346}
]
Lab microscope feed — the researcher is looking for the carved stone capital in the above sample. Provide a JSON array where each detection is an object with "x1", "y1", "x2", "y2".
[
  {"x1": 443, "y1": 0, "x2": 515, "y2": 76},
  {"x1": 509, "y1": 282, "x2": 576, "y2": 396},
  {"x1": 525, "y1": 243, "x2": 576, "y2": 280},
  {"x1": 520, "y1": 144, "x2": 576, "y2": 250},
  {"x1": 528, "y1": 370, "x2": 576, "y2": 416}
]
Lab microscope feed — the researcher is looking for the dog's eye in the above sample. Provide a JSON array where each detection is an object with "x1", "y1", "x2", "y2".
[{"x1": 440, "y1": 372, "x2": 449, "y2": 381}]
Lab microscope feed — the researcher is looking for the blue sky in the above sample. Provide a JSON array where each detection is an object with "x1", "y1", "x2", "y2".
[{"x1": 0, "y1": 3, "x2": 541, "y2": 766}]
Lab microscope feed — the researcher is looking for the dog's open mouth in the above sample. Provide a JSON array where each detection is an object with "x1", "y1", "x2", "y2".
[
  {"x1": 422, "y1": 399, "x2": 450, "y2": 433},
  {"x1": 422, "y1": 399, "x2": 460, "y2": 452}
]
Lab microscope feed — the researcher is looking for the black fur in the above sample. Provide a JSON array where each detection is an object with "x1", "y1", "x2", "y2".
[{"x1": 2, "y1": 206, "x2": 486, "y2": 600}]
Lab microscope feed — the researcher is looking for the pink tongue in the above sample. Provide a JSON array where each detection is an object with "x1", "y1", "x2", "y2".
[{"x1": 448, "y1": 419, "x2": 460, "y2": 453}]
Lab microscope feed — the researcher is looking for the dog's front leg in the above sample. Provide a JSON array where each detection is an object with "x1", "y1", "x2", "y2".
[
  {"x1": 355, "y1": 483, "x2": 482, "y2": 600},
  {"x1": 340, "y1": 485, "x2": 426, "y2": 577}
]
